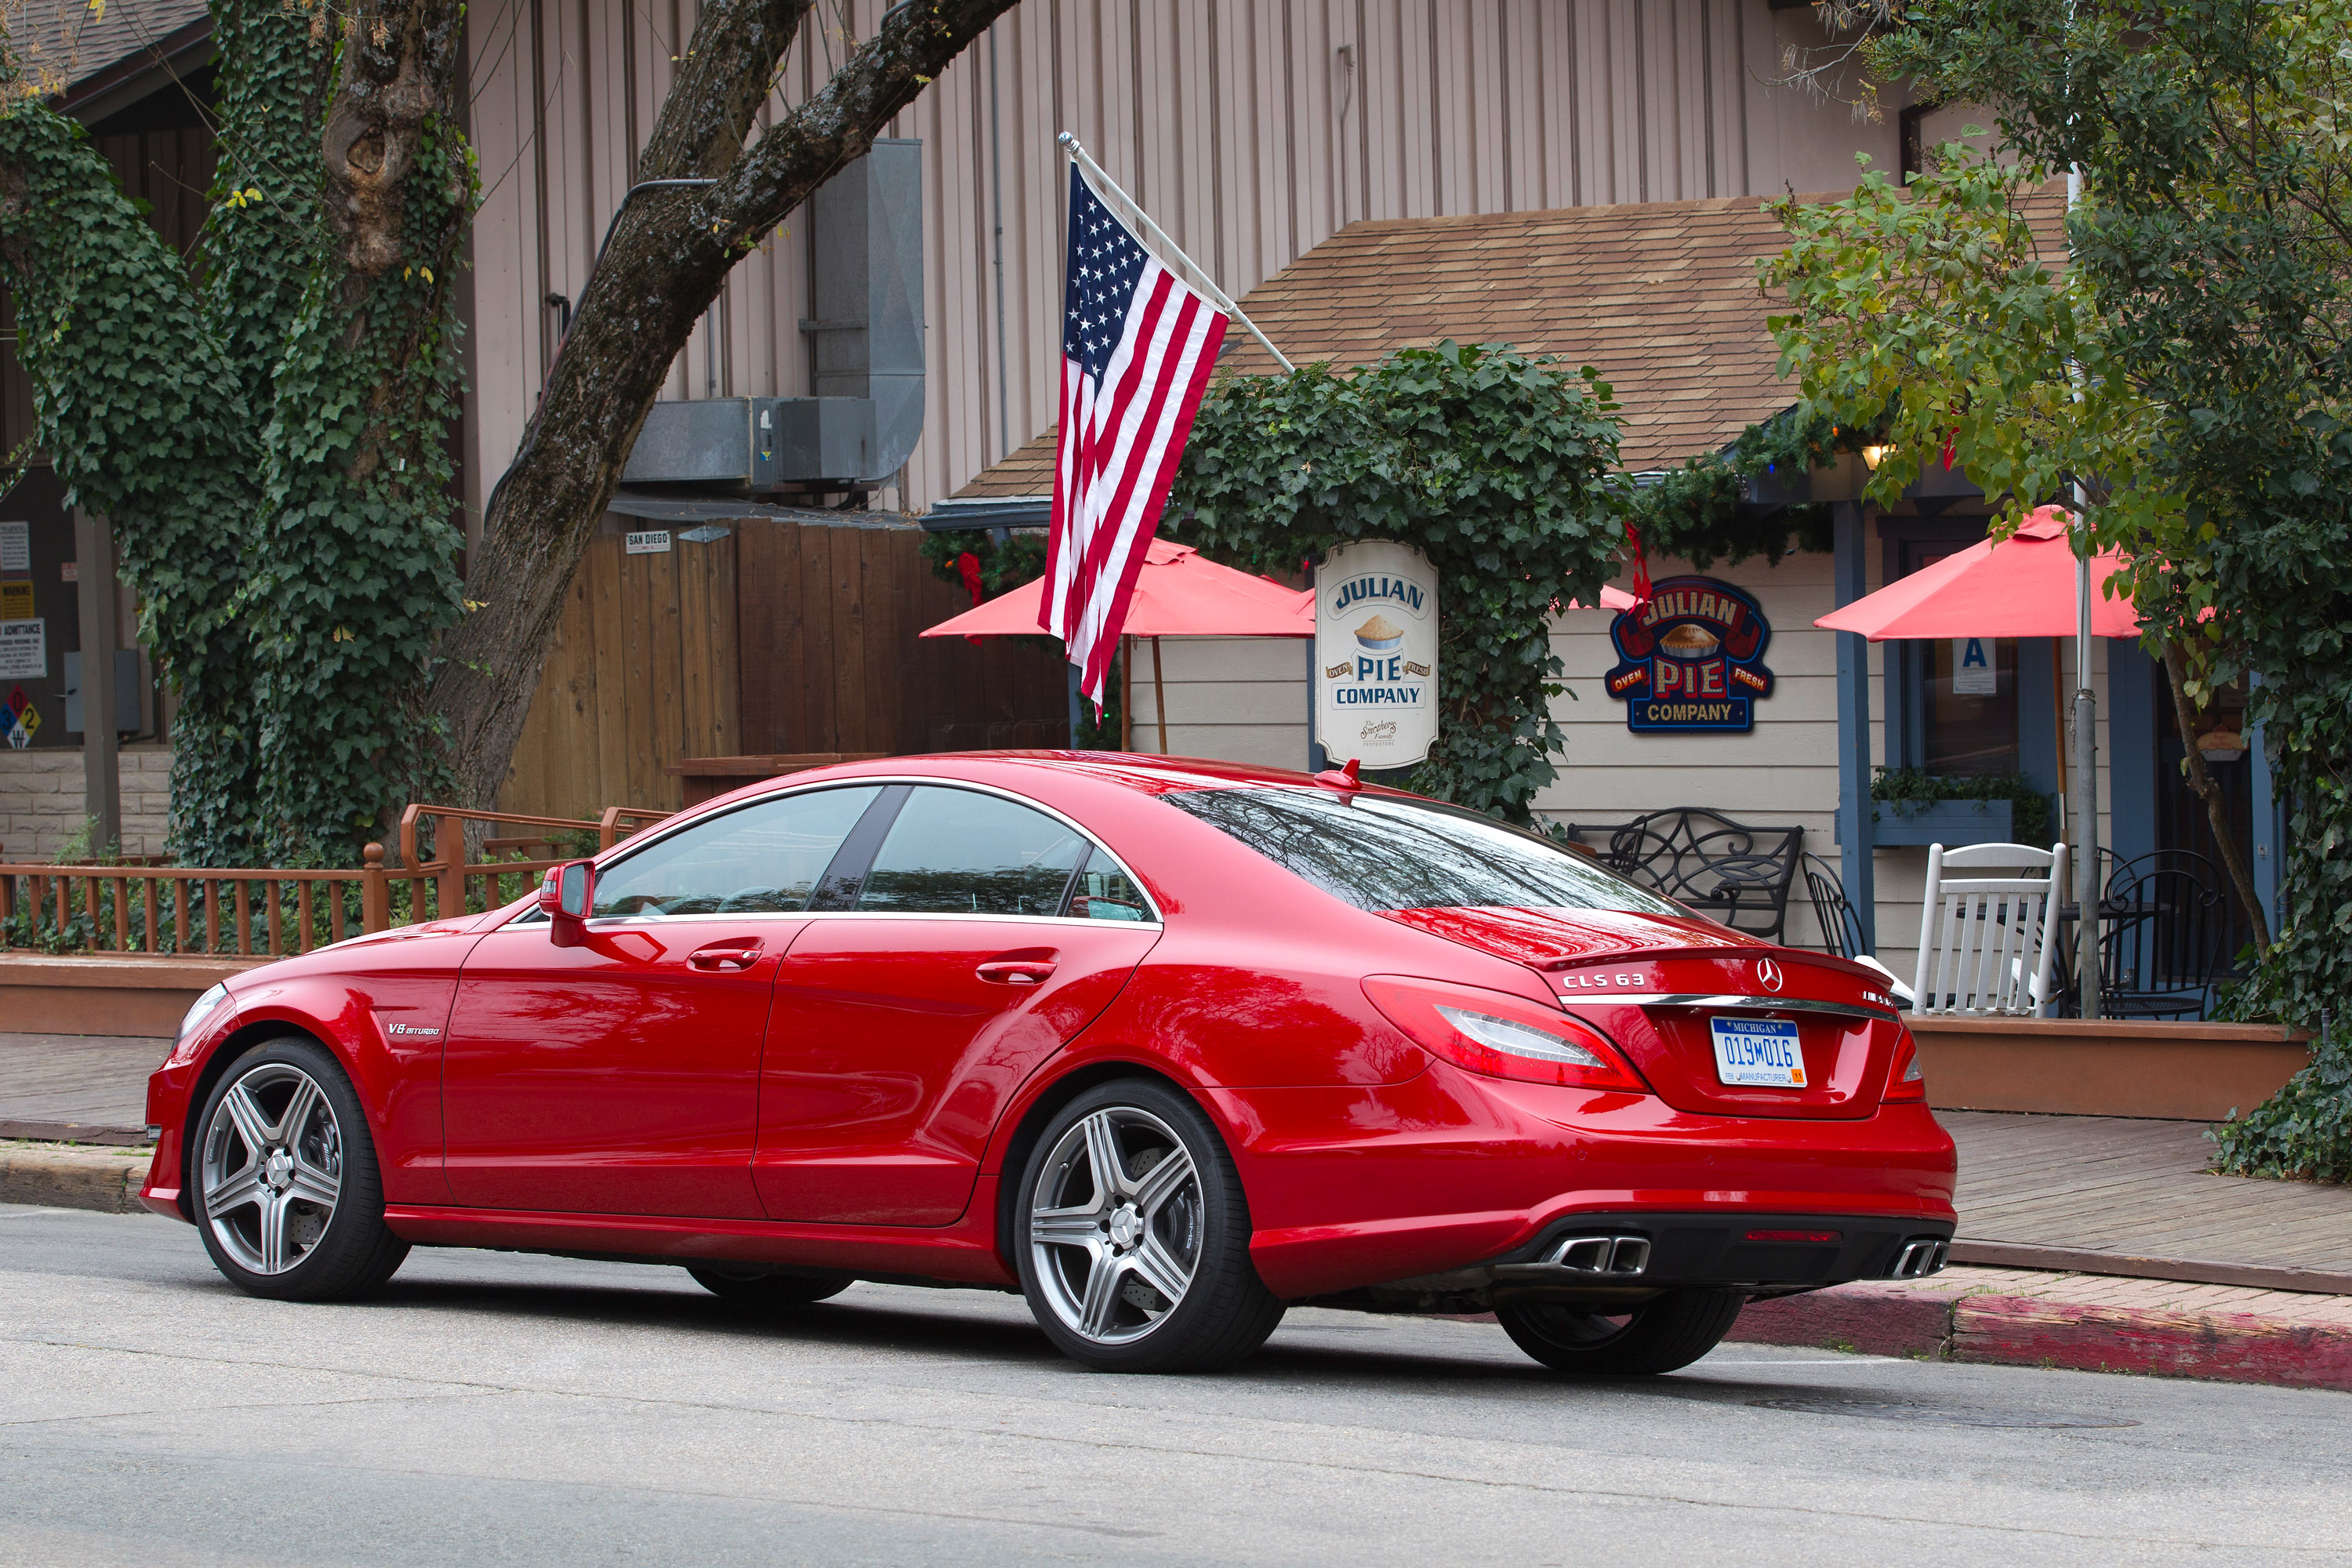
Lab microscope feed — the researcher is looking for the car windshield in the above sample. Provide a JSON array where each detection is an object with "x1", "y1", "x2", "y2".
[{"x1": 1163, "y1": 786, "x2": 1689, "y2": 917}]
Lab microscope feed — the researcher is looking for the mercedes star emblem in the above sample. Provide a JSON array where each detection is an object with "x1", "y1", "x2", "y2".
[{"x1": 1757, "y1": 957, "x2": 1784, "y2": 994}]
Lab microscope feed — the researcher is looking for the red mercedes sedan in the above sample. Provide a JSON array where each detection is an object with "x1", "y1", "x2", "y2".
[{"x1": 142, "y1": 754, "x2": 1955, "y2": 1375}]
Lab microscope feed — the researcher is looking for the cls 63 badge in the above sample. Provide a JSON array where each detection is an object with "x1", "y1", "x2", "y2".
[{"x1": 1603, "y1": 575, "x2": 1776, "y2": 734}]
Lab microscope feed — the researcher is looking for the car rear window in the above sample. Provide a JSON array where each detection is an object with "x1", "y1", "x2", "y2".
[{"x1": 1163, "y1": 786, "x2": 1687, "y2": 916}]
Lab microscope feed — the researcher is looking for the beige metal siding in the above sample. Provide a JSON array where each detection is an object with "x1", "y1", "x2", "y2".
[{"x1": 460, "y1": 0, "x2": 1911, "y2": 525}]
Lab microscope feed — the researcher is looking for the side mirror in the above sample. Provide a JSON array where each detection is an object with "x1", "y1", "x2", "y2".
[{"x1": 540, "y1": 859, "x2": 594, "y2": 947}]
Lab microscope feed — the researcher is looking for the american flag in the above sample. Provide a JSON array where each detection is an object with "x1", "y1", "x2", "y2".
[{"x1": 1041, "y1": 164, "x2": 1229, "y2": 706}]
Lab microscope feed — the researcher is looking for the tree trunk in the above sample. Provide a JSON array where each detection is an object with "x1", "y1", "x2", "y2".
[
  {"x1": 2158, "y1": 639, "x2": 2271, "y2": 952},
  {"x1": 430, "y1": 0, "x2": 1020, "y2": 809}
]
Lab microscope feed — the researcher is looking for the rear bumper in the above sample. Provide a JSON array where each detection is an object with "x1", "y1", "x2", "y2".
[
  {"x1": 1293, "y1": 1210, "x2": 1956, "y2": 1313},
  {"x1": 1210, "y1": 1060, "x2": 1957, "y2": 1301}
]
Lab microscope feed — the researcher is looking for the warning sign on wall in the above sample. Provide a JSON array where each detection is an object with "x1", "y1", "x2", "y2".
[
  {"x1": 0, "y1": 619, "x2": 44, "y2": 681},
  {"x1": 0, "y1": 581, "x2": 33, "y2": 622}
]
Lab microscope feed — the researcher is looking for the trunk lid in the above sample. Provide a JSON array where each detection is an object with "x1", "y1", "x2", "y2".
[{"x1": 1381, "y1": 906, "x2": 1907, "y2": 1120}]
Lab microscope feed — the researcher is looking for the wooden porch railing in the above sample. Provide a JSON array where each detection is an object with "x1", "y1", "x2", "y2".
[
  {"x1": 0, "y1": 850, "x2": 392, "y2": 959},
  {"x1": 397, "y1": 804, "x2": 676, "y2": 925},
  {"x1": 1, "y1": 800, "x2": 677, "y2": 958}
]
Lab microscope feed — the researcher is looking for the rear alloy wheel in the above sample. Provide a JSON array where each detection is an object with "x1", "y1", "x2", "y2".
[
  {"x1": 685, "y1": 1266, "x2": 852, "y2": 1307},
  {"x1": 1495, "y1": 1289, "x2": 1747, "y2": 1377},
  {"x1": 192, "y1": 1038, "x2": 408, "y2": 1301},
  {"x1": 1015, "y1": 1080, "x2": 1283, "y2": 1372}
]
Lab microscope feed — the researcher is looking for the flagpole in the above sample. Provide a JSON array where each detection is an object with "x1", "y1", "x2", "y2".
[{"x1": 1057, "y1": 132, "x2": 1295, "y2": 372}]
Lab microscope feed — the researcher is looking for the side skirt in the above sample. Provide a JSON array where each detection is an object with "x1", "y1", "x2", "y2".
[{"x1": 381, "y1": 1204, "x2": 1019, "y2": 1288}]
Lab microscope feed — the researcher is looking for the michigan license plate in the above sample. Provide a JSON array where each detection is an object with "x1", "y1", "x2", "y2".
[{"x1": 1711, "y1": 1017, "x2": 1806, "y2": 1087}]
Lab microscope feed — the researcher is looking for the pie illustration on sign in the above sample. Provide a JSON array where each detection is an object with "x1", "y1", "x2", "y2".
[
  {"x1": 1354, "y1": 615, "x2": 1404, "y2": 652},
  {"x1": 1658, "y1": 623, "x2": 1721, "y2": 656}
]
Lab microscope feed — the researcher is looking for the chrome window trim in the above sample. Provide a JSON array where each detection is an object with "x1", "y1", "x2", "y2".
[
  {"x1": 1558, "y1": 993, "x2": 1902, "y2": 1023},
  {"x1": 499, "y1": 774, "x2": 1161, "y2": 930}
]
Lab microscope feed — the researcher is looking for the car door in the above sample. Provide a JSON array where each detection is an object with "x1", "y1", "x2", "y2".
[
  {"x1": 441, "y1": 784, "x2": 886, "y2": 1218},
  {"x1": 756, "y1": 784, "x2": 1161, "y2": 1226}
]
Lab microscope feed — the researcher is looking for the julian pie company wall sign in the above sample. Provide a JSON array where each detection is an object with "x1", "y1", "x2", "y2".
[
  {"x1": 1315, "y1": 540, "x2": 1439, "y2": 770},
  {"x1": 1603, "y1": 575, "x2": 1776, "y2": 734}
]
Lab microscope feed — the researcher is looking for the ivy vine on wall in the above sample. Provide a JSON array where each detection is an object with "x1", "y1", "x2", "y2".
[
  {"x1": 0, "y1": 3, "x2": 474, "y2": 866},
  {"x1": 1166, "y1": 341, "x2": 1624, "y2": 822}
]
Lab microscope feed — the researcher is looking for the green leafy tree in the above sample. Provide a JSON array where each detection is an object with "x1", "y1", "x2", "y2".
[
  {"x1": 1167, "y1": 341, "x2": 1624, "y2": 822},
  {"x1": 0, "y1": 0, "x2": 1018, "y2": 866},
  {"x1": 0, "y1": 0, "x2": 467, "y2": 866},
  {"x1": 1769, "y1": 0, "x2": 2352, "y2": 1177}
]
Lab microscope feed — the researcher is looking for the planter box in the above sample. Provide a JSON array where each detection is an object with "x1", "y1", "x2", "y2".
[
  {"x1": 0, "y1": 953, "x2": 273, "y2": 1036},
  {"x1": 1871, "y1": 797, "x2": 2014, "y2": 847},
  {"x1": 1911, "y1": 1015, "x2": 2312, "y2": 1120}
]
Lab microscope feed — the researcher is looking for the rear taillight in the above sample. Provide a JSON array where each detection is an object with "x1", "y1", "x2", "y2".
[
  {"x1": 1363, "y1": 975, "x2": 1650, "y2": 1093},
  {"x1": 1886, "y1": 1029, "x2": 1926, "y2": 1102}
]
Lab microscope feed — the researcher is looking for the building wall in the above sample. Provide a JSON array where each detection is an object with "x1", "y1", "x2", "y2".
[
  {"x1": 1537, "y1": 549, "x2": 2117, "y2": 986},
  {"x1": 461, "y1": 0, "x2": 1913, "y2": 524},
  {"x1": 1130, "y1": 541, "x2": 2126, "y2": 985},
  {"x1": 0, "y1": 745, "x2": 174, "y2": 862},
  {"x1": 1120, "y1": 635, "x2": 1309, "y2": 767}
]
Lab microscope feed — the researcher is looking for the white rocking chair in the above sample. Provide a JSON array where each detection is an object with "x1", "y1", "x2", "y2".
[{"x1": 1911, "y1": 840, "x2": 2071, "y2": 1018}]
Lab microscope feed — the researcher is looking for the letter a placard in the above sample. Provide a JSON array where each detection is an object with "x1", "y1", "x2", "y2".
[{"x1": 1315, "y1": 541, "x2": 1439, "y2": 770}]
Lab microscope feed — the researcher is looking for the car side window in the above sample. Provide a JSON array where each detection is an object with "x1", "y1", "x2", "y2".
[
  {"x1": 857, "y1": 787, "x2": 1091, "y2": 916},
  {"x1": 590, "y1": 786, "x2": 884, "y2": 918},
  {"x1": 1066, "y1": 850, "x2": 1151, "y2": 921}
]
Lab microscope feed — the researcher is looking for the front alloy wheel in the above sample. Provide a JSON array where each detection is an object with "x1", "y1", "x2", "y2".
[
  {"x1": 1014, "y1": 1080, "x2": 1284, "y2": 1372},
  {"x1": 191, "y1": 1038, "x2": 408, "y2": 1301},
  {"x1": 201, "y1": 1062, "x2": 343, "y2": 1276}
]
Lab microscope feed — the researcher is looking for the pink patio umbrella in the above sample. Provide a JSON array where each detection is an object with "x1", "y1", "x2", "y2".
[
  {"x1": 1813, "y1": 506, "x2": 2140, "y2": 641},
  {"x1": 924, "y1": 539, "x2": 1312, "y2": 750},
  {"x1": 1813, "y1": 503, "x2": 2148, "y2": 1022}
]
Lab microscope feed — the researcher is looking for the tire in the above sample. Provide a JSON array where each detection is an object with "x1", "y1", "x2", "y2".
[
  {"x1": 1495, "y1": 1289, "x2": 1747, "y2": 1377},
  {"x1": 1014, "y1": 1078, "x2": 1284, "y2": 1373},
  {"x1": 189, "y1": 1036, "x2": 409, "y2": 1301},
  {"x1": 686, "y1": 1265, "x2": 853, "y2": 1307}
]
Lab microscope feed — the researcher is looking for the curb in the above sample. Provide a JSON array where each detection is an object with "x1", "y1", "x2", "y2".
[
  {"x1": 0, "y1": 1141, "x2": 154, "y2": 1214},
  {"x1": 1731, "y1": 1267, "x2": 2352, "y2": 1392}
]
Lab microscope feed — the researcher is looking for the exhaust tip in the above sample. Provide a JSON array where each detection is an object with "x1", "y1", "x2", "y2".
[
  {"x1": 1548, "y1": 1235, "x2": 1651, "y2": 1276},
  {"x1": 1889, "y1": 1238, "x2": 1950, "y2": 1279}
]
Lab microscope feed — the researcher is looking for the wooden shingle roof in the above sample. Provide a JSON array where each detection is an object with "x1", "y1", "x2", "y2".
[{"x1": 957, "y1": 191, "x2": 1832, "y2": 498}]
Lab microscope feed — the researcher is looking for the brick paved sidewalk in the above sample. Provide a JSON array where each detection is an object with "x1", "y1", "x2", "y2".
[{"x1": 1734, "y1": 1264, "x2": 2352, "y2": 1392}]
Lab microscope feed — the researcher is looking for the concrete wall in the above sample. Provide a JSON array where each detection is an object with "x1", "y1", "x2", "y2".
[{"x1": 0, "y1": 746, "x2": 173, "y2": 862}]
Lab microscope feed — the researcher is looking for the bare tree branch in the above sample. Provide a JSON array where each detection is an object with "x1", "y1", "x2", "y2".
[{"x1": 432, "y1": 0, "x2": 1019, "y2": 807}]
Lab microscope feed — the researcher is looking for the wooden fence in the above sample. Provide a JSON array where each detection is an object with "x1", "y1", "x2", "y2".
[
  {"x1": 497, "y1": 514, "x2": 1071, "y2": 822},
  {"x1": 0, "y1": 858, "x2": 390, "y2": 960},
  {"x1": 0, "y1": 803, "x2": 676, "y2": 958}
]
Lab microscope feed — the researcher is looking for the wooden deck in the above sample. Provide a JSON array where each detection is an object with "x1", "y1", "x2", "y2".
[
  {"x1": 1, "y1": 1037, "x2": 2347, "y2": 1291},
  {"x1": 1945, "y1": 1110, "x2": 2352, "y2": 1293}
]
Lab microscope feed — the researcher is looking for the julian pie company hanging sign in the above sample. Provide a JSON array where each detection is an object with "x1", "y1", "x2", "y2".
[
  {"x1": 1603, "y1": 575, "x2": 1775, "y2": 734},
  {"x1": 1316, "y1": 540, "x2": 1439, "y2": 770}
]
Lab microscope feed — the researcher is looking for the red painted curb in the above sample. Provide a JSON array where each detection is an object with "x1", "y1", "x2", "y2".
[
  {"x1": 1730, "y1": 1280, "x2": 1965, "y2": 1359},
  {"x1": 1726, "y1": 1274, "x2": 2352, "y2": 1392},
  {"x1": 1954, "y1": 1294, "x2": 2352, "y2": 1393}
]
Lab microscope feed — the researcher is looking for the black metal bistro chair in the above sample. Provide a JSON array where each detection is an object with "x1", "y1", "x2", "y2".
[
  {"x1": 1802, "y1": 852, "x2": 1867, "y2": 961},
  {"x1": 1596, "y1": 808, "x2": 1805, "y2": 943},
  {"x1": 2096, "y1": 850, "x2": 2235, "y2": 1020}
]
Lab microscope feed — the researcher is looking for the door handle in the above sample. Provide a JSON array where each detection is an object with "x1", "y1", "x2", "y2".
[
  {"x1": 688, "y1": 940, "x2": 764, "y2": 971},
  {"x1": 976, "y1": 959, "x2": 1056, "y2": 985}
]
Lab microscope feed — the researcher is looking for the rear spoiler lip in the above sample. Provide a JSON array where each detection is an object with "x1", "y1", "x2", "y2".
[{"x1": 1555, "y1": 992, "x2": 1904, "y2": 1025}]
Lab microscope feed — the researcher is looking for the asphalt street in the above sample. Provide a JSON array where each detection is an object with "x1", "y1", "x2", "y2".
[{"x1": 4, "y1": 1203, "x2": 2348, "y2": 1567}]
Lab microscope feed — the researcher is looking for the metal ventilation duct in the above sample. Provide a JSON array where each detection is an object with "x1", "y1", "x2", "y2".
[
  {"x1": 806, "y1": 138, "x2": 925, "y2": 483},
  {"x1": 619, "y1": 140, "x2": 924, "y2": 492}
]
